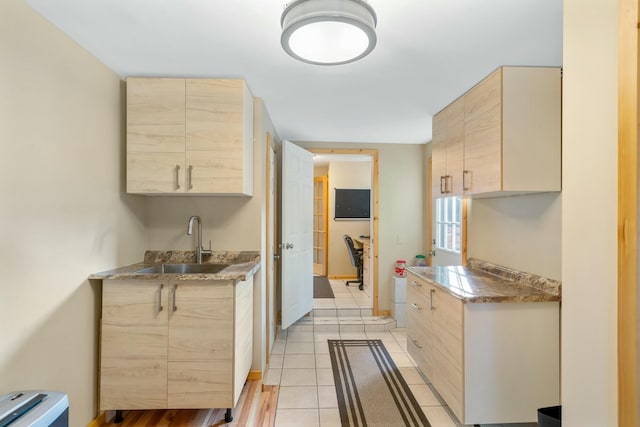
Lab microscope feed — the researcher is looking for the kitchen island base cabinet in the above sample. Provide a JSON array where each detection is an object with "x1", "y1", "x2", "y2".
[{"x1": 100, "y1": 277, "x2": 253, "y2": 412}]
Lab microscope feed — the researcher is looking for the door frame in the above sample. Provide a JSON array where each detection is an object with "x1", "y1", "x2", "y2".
[
  {"x1": 313, "y1": 176, "x2": 329, "y2": 275},
  {"x1": 265, "y1": 133, "x2": 278, "y2": 363},
  {"x1": 308, "y1": 148, "x2": 380, "y2": 315},
  {"x1": 618, "y1": 0, "x2": 638, "y2": 424}
]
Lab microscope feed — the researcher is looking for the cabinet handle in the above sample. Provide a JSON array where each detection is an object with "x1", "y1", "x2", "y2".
[
  {"x1": 172, "y1": 284, "x2": 178, "y2": 312},
  {"x1": 447, "y1": 175, "x2": 453, "y2": 193},
  {"x1": 175, "y1": 165, "x2": 181, "y2": 190},
  {"x1": 463, "y1": 170, "x2": 471, "y2": 191},
  {"x1": 157, "y1": 284, "x2": 164, "y2": 313},
  {"x1": 187, "y1": 165, "x2": 193, "y2": 190},
  {"x1": 430, "y1": 289, "x2": 435, "y2": 311},
  {"x1": 411, "y1": 303, "x2": 423, "y2": 311},
  {"x1": 410, "y1": 280, "x2": 422, "y2": 288},
  {"x1": 411, "y1": 338, "x2": 423, "y2": 349},
  {"x1": 440, "y1": 176, "x2": 446, "y2": 194}
]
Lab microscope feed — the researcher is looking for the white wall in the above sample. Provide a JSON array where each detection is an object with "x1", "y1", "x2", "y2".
[
  {"x1": 0, "y1": 1, "x2": 147, "y2": 426},
  {"x1": 327, "y1": 161, "x2": 371, "y2": 277},
  {"x1": 562, "y1": 0, "x2": 618, "y2": 425},
  {"x1": 467, "y1": 193, "x2": 561, "y2": 280},
  {"x1": 298, "y1": 142, "x2": 425, "y2": 311}
]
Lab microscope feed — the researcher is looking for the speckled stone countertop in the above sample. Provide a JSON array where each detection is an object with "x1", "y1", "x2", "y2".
[
  {"x1": 89, "y1": 250, "x2": 261, "y2": 283},
  {"x1": 406, "y1": 258, "x2": 561, "y2": 303}
]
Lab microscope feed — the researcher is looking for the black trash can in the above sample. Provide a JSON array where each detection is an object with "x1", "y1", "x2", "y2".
[{"x1": 538, "y1": 405, "x2": 561, "y2": 427}]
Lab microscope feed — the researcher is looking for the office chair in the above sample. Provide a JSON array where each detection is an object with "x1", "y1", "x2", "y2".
[{"x1": 343, "y1": 234, "x2": 364, "y2": 290}]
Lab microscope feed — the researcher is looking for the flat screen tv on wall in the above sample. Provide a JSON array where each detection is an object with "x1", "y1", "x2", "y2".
[{"x1": 334, "y1": 188, "x2": 370, "y2": 220}]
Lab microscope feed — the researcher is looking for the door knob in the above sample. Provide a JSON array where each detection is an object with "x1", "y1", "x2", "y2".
[{"x1": 285, "y1": 243, "x2": 294, "y2": 249}]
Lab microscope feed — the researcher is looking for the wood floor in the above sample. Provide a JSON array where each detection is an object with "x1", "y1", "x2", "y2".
[{"x1": 100, "y1": 381, "x2": 278, "y2": 427}]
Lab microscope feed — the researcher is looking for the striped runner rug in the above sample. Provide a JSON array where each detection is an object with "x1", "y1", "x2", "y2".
[{"x1": 328, "y1": 340, "x2": 431, "y2": 427}]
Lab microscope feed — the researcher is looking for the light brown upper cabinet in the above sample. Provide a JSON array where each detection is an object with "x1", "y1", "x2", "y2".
[
  {"x1": 127, "y1": 78, "x2": 254, "y2": 196},
  {"x1": 432, "y1": 67, "x2": 561, "y2": 198},
  {"x1": 431, "y1": 97, "x2": 464, "y2": 197}
]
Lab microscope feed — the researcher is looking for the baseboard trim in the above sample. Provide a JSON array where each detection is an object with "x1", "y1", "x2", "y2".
[
  {"x1": 248, "y1": 370, "x2": 262, "y2": 380},
  {"x1": 328, "y1": 275, "x2": 357, "y2": 280}
]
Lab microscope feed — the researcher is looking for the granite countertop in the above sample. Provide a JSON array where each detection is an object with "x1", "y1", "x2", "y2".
[
  {"x1": 406, "y1": 258, "x2": 561, "y2": 303},
  {"x1": 89, "y1": 250, "x2": 261, "y2": 283}
]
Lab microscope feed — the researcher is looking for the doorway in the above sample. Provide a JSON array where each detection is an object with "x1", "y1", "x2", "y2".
[{"x1": 309, "y1": 149, "x2": 380, "y2": 315}]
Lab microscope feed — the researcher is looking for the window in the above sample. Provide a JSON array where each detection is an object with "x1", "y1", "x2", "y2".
[{"x1": 436, "y1": 196, "x2": 462, "y2": 253}]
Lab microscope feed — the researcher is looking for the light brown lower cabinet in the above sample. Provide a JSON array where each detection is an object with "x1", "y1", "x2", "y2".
[
  {"x1": 406, "y1": 271, "x2": 559, "y2": 424},
  {"x1": 99, "y1": 278, "x2": 253, "y2": 411}
]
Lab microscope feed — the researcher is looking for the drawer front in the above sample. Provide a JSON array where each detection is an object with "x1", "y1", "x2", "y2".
[
  {"x1": 407, "y1": 327, "x2": 432, "y2": 379},
  {"x1": 407, "y1": 271, "x2": 431, "y2": 298}
]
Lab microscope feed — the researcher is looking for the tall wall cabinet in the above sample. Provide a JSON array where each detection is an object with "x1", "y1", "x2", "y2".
[
  {"x1": 127, "y1": 78, "x2": 254, "y2": 196},
  {"x1": 432, "y1": 67, "x2": 561, "y2": 198}
]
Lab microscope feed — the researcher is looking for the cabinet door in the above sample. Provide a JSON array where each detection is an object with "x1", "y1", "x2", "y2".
[
  {"x1": 167, "y1": 281, "x2": 234, "y2": 408},
  {"x1": 446, "y1": 98, "x2": 464, "y2": 196},
  {"x1": 185, "y1": 79, "x2": 249, "y2": 194},
  {"x1": 100, "y1": 280, "x2": 168, "y2": 410},
  {"x1": 431, "y1": 110, "x2": 447, "y2": 197},
  {"x1": 432, "y1": 289, "x2": 464, "y2": 422},
  {"x1": 464, "y1": 69, "x2": 502, "y2": 195},
  {"x1": 233, "y1": 278, "x2": 254, "y2": 405},
  {"x1": 127, "y1": 78, "x2": 186, "y2": 193}
]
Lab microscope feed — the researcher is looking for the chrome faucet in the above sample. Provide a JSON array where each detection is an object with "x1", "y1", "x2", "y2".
[{"x1": 187, "y1": 215, "x2": 212, "y2": 264}]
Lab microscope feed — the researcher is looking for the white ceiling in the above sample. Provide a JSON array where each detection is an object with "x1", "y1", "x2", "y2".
[{"x1": 24, "y1": 0, "x2": 563, "y2": 145}]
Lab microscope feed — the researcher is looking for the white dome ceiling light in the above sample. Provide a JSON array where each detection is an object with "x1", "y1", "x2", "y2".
[{"x1": 281, "y1": 0, "x2": 377, "y2": 66}]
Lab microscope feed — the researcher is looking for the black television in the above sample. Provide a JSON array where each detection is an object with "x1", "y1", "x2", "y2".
[{"x1": 334, "y1": 188, "x2": 370, "y2": 220}]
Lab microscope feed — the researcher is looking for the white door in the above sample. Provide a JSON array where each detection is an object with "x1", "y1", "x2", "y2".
[
  {"x1": 432, "y1": 196, "x2": 463, "y2": 266},
  {"x1": 281, "y1": 140, "x2": 314, "y2": 329}
]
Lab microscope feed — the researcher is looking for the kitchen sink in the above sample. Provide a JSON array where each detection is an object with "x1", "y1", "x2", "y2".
[{"x1": 134, "y1": 263, "x2": 230, "y2": 275}]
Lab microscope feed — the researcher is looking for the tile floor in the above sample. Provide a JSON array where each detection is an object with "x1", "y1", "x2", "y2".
[{"x1": 265, "y1": 279, "x2": 537, "y2": 427}]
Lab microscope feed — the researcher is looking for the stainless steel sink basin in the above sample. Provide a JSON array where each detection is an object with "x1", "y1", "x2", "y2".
[{"x1": 134, "y1": 263, "x2": 230, "y2": 275}]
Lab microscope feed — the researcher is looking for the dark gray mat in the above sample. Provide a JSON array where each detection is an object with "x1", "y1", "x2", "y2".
[
  {"x1": 313, "y1": 276, "x2": 335, "y2": 299},
  {"x1": 328, "y1": 339, "x2": 431, "y2": 427}
]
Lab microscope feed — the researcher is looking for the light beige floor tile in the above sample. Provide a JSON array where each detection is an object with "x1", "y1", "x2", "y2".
[
  {"x1": 315, "y1": 353, "x2": 332, "y2": 369},
  {"x1": 389, "y1": 352, "x2": 415, "y2": 368},
  {"x1": 275, "y1": 408, "x2": 320, "y2": 427},
  {"x1": 420, "y1": 405, "x2": 457, "y2": 427},
  {"x1": 272, "y1": 341, "x2": 286, "y2": 354},
  {"x1": 313, "y1": 309, "x2": 337, "y2": 317},
  {"x1": 314, "y1": 341, "x2": 330, "y2": 354},
  {"x1": 364, "y1": 324, "x2": 389, "y2": 332},
  {"x1": 287, "y1": 332, "x2": 314, "y2": 342},
  {"x1": 336, "y1": 308, "x2": 361, "y2": 317},
  {"x1": 409, "y1": 384, "x2": 441, "y2": 406},
  {"x1": 316, "y1": 368, "x2": 336, "y2": 386},
  {"x1": 319, "y1": 408, "x2": 341, "y2": 427},
  {"x1": 317, "y1": 385, "x2": 338, "y2": 408},
  {"x1": 283, "y1": 354, "x2": 316, "y2": 369},
  {"x1": 288, "y1": 324, "x2": 314, "y2": 333},
  {"x1": 280, "y1": 368, "x2": 317, "y2": 386},
  {"x1": 338, "y1": 317, "x2": 363, "y2": 324},
  {"x1": 399, "y1": 366, "x2": 428, "y2": 385},
  {"x1": 277, "y1": 386, "x2": 319, "y2": 409},
  {"x1": 314, "y1": 299, "x2": 336, "y2": 309},
  {"x1": 334, "y1": 300, "x2": 360, "y2": 309},
  {"x1": 269, "y1": 354, "x2": 284, "y2": 368},
  {"x1": 339, "y1": 324, "x2": 365, "y2": 332},
  {"x1": 314, "y1": 332, "x2": 342, "y2": 342},
  {"x1": 264, "y1": 368, "x2": 282, "y2": 386},
  {"x1": 360, "y1": 308, "x2": 373, "y2": 316},
  {"x1": 379, "y1": 340, "x2": 403, "y2": 353},
  {"x1": 285, "y1": 341, "x2": 315, "y2": 354},
  {"x1": 366, "y1": 331, "x2": 396, "y2": 340},
  {"x1": 314, "y1": 324, "x2": 340, "y2": 332},
  {"x1": 339, "y1": 332, "x2": 368, "y2": 340}
]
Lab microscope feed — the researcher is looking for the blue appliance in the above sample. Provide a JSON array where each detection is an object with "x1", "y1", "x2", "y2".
[{"x1": 0, "y1": 391, "x2": 68, "y2": 427}]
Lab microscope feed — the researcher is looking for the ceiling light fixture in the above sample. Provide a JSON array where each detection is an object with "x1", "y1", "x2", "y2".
[{"x1": 281, "y1": 0, "x2": 377, "y2": 66}]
